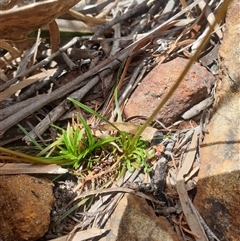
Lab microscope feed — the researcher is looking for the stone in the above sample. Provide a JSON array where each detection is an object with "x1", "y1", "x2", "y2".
[
  {"x1": 0, "y1": 175, "x2": 53, "y2": 241},
  {"x1": 124, "y1": 57, "x2": 215, "y2": 125},
  {"x1": 102, "y1": 194, "x2": 181, "y2": 241},
  {"x1": 194, "y1": 1, "x2": 240, "y2": 240}
]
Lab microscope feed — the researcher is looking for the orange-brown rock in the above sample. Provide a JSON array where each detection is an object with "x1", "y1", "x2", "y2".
[
  {"x1": 124, "y1": 57, "x2": 215, "y2": 125},
  {"x1": 102, "y1": 194, "x2": 181, "y2": 241},
  {"x1": 0, "y1": 175, "x2": 53, "y2": 241},
  {"x1": 194, "y1": 1, "x2": 240, "y2": 240}
]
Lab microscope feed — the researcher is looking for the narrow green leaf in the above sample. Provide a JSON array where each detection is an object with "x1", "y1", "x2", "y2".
[
  {"x1": 55, "y1": 197, "x2": 90, "y2": 224},
  {"x1": 17, "y1": 124, "x2": 43, "y2": 150},
  {"x1": 68, "y1": 98, "x2": 121, "y2": 132}
]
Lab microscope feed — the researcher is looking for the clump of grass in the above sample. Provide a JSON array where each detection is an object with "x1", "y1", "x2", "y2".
[
  {"x1": 36, "y1": 98, "x2": 153, "y2": 177},
  {"x1": 37, "y1": 117, "x2": 117, "y2": 169}
]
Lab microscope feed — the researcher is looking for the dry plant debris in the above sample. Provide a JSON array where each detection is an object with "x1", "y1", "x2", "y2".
[{"x1": 0, "y1": 0, "x2": 231, "y2": 240}]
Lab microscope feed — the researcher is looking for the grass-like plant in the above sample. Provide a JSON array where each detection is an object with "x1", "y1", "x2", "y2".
[
  {"x1": 35, "y1": 98, "x2": 153, "y2": 177},
  {"x1": 0, "y1": 98, "x2": 153, "y2": 178},
  {"x1": 37, "y1": 117, "x2": 117, "y2": 169}
]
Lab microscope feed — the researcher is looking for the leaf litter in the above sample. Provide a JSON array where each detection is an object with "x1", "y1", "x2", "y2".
[{"x1": 0, "y1": 0, "x2": 229, "y2": 240}]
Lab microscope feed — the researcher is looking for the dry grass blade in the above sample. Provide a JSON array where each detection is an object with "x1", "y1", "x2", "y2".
[
  {"x1": 0, "y1": 163, "x2": 68, "y2": 174},
  {"x1": 48, "y1": 228, "x2": 109, "y2": 241},
  {"x1": 0, "y1": 69, "x2": 56, "y2": 102},
  {"x1": 176, "y1": 129, "x2": 208, "y2": 241},
  {"x1": 71, "y1": 186, "x2": 164, "y2": 205},
  {"x1": 0, "y1": 40, "x2": 20, "y2": 57},
  {"x1": 68, "y1": 9, "x2": 108, "y2": 24},
  {"x1": 49, "y1": 20, "x2": 60, "y2": 53}
]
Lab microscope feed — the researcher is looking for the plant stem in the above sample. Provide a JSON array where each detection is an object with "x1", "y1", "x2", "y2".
[
  {"x1": 130, "y1": 0, "x2": 232, "y2": 147},
  {"x1": 0, "y1": 146, "x2": 66, "y2": 164}
]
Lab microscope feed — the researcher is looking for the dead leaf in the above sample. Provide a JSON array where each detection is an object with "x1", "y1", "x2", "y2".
[
  {"x1": 95, "y1": 122, "x2": 158, "y2": 142},
  {"x1": 0, "y1": 68, "x2": 56, "y2": 101},
  {"x1": 49, "y1": 228, "x2": 109, "y2": 241},
  {"x1": 0, "y1": 163, "x2": 68, "y2": 174},
  {"x1": 0, "y1": 0, "x2": 81, "y2": 41},
  {"x1": 176, "y1": 129, "x2": 208, "y2": 240}
]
